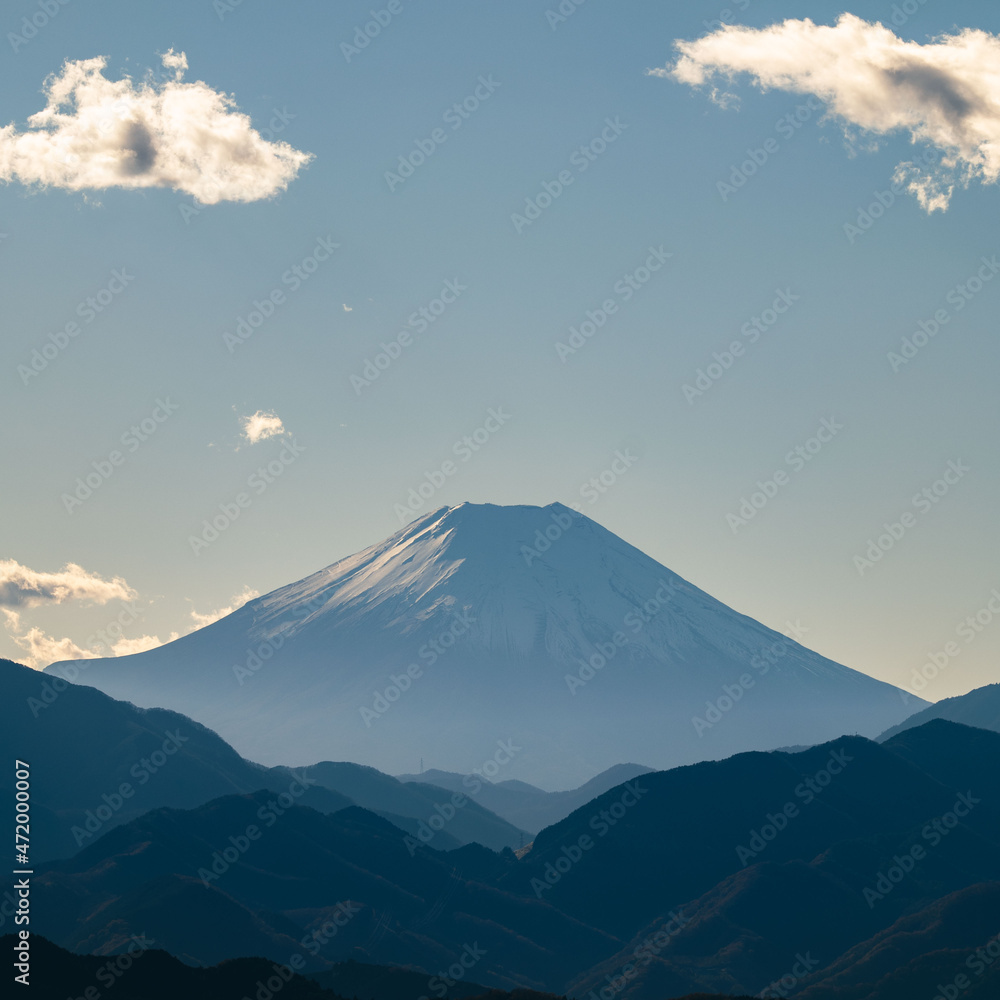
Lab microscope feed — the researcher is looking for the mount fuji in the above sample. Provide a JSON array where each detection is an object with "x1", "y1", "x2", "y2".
[{"x1": 47, "y1": 502, "x2": 925, "y2": 787}]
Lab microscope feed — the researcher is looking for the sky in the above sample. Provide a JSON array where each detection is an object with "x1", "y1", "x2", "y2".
[{"x1": 2, "y1": 0, "x2": 999, "y2": 707}]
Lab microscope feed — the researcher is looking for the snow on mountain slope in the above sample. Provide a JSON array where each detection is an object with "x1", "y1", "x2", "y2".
[{"x1": 47, "y1": 503, "x2": 925, "y2": 787}]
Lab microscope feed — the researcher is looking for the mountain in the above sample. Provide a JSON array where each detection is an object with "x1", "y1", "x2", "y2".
[
  {"x1": 877, "y1": 682, "x2": 1000, "y2": 742},
  {"x1": 0, "y1": 657, "x2": 526, "y2": 860},
  {"x1": 796, "y1": 881, "x2": 1000, "y2": 999},
  {"x1": 499, "y1": 722, "x2": 1000, "y2": 941},
  {"x1": 46, "y1": 503, "x2": 924, "y2": 787},
  {"x1": 395, "y1": 763, "x2": 656, "y2": 835},
  {"x1": 12, "y1": 720, "x2": 1000, "y2": 998},
  {"x1": 301, "y1": 760, "x2": 531, "y2": 851},
  {"x1": 0, "y1": 657, "x2": 351, "y2": 861},
  {"x1": 1, "y1": 933, "x2": 347, "y2": 1000},
  {"x1": 14, "y1": 791, "x2": 617, "y2": 986}
]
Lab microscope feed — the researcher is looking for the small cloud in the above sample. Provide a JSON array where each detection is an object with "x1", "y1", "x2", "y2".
[
  {"x1": 342, "y1": 303, "x2": 353, "y2": 312},
  {"x1": 189, "y1": 585, "x2": 259, "y2": 629},
  {"x1": 240, "y1": 409, "x2": 286, "y2": 445},
  {"x1": 0, "y1": 559, "x2": 135, "y2": 609},
  {"x1": 107, "y1": 632, "x2": 179, "y2": 656},
  {"x1": 159, "y1": 48, "x2": 187, "y2": 81},
  {"x1": 657, "y1": 14, "x2": 1000, "y2": 211},
  {"x1": 0, "y1": 51, "x2": 312, "y2": 204}
]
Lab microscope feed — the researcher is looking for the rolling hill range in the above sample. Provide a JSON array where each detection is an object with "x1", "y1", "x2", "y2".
[
  {"x1": 393, "y1": 763, "x2": 655, "y2": 834},
  {"x1": 46, "y1": 502, "x2": 925, "y2": 787},
  {"x1": 0, "y1": 657, "x2": 528, "y2": 861},
  {"x1": 8, "y1": 719, "x2": 998, "y2": 998},
  {"x1": 877, "y1": 681, "x2": 1000, "y2": 742}
]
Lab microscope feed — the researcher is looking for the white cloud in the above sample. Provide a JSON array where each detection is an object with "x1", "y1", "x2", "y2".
[
  {"x1": 241, "y1": 409, "x2": 286, "y2": 444},
  {"x1": 108, "y1": 632, "x2": 180, "y2": 656},
  {"x1": 1, "y1": 608, "x2": 178, "y2": 669},
  {"x1": 0, "y1": 50, "x2": 312, "y2": 204},
  {"x1": 0, "y1": 558, "x2": 259, "y2": 669},
  {"x1": 658, "y1": 14, "x2": 1000, "y2": 210},
  {"x1": 189, "y1": 585, "x2": 259, "y2": 629},
  {"x1": 342, "y1": 303, "x2": 353, "y2": 312},
  {"x1": 0, "y1": 559, "x2": 135, "y2": 608}
]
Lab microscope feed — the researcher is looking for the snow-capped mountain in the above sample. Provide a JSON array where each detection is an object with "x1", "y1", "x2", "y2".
[{"x1": 47, "y1": 503, "x2": 925, "y2": 787}]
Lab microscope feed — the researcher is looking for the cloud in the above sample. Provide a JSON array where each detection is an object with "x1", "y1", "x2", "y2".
[
  {"x1": 1, "y1": 608, "x2": 178, "y2": 669},
  {"x1": 108, "y1": 632, "x2": 179, "y2": 656},
  {"x1": 189, "y1": 585, "x2": 259, "y2": 629},
  {"x1": 0, "y1": 559, "x2": 135, "y2": 609},
  {"x1": 0, "y1": 50, "x2": 313, "y2": 204},
  {"x1": 0, "y1": 561, "x2": 260, "y2": 669},
  {"x1": 657, "y1": 14, "x2": 1000, "y2": 210},
  {"x1": 241, "y1": 410, "x2": 286, "y2": 444}
]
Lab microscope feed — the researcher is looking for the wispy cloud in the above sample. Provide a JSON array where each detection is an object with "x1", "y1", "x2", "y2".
[
  {"x1": 189, "y1": 585, "x2": 259, "y2": 629},
  {"x1": 657, "y1": 14, "x2": 1000, "y2": 211},
  {"x1": 0, "y1": 571, "x2": 258, "y2": 668},
  {"x1": 0, "y1": 51, "x2": 313, "y2": 204},
  {"x1": 1, "y1": 607, "x2": 178, "y2": 669},
  {"x1": 0, "y1": 559, "x2": 135, "y2": 608},
  {"x1": 241, "y1": 409, "x2": 286, "y2": 445}
]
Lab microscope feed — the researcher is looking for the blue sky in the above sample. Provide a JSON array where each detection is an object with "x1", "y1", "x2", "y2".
[{"x1": 2, "y1": 0, "x2": 999, "y2": 705}]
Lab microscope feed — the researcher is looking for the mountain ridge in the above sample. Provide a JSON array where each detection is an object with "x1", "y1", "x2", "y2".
[{"x1": 46, "y1": 502, "x2": 926, "y2": 786}]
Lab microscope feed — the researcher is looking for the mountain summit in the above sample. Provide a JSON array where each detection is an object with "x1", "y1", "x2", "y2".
[{"x1": 47, "y1": 503, "x2": 923, "y2": 786}]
